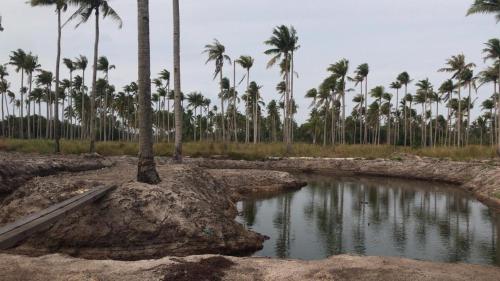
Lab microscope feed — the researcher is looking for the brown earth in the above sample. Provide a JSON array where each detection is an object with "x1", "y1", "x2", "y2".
[
  {"x1": 0, "y1": 155, "x2": 303, "y2": 260},
  {"x1": 2, "y1": 253, "x2": 500, "y2": 281}
]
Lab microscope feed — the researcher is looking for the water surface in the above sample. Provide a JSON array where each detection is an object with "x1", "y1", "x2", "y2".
[{"x1": 236, "y1": 175, "x2": 500, "y2": 266}]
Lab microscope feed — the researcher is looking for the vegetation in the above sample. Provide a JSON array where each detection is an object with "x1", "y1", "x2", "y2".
[
  {"x1": 0, "y1": 0, "x2": 498, "y2": 170},
  {"x1": 0, "y1": 139, "x2": 496, "y2": 161}
]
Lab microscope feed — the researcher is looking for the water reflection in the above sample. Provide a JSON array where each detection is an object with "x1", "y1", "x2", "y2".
[{"x1": 237, "y1": 176, "x2": 500, "y2": 266}]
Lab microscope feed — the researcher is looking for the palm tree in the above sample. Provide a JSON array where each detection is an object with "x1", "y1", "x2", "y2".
[
  {"x1": 158, "y1": 69, "x2": 170, "y2": 141},
  {"x1": 9, "y1": 49, "x2": 27, "y2": 138},
  {"x1": 381, "y1": 92, "x2": 392, "y2": 145},
  {"x1": 236, "y1": 55, "x2": 254, "y2": 143},
  {"x1": 482, "y1": 38, "x2": 500, "y2": 155},
  {"x1": 355, "y1": 64, "x2": 369, "y2": 144},
  {"x1": 24, "y1": 54, "x2": 41, "y2": 139},
  {"x1": 439, "y1": 54, "x2": 476, "y2": 146},
  {"x1": 67, "y1": 0, "x2": 122, "y2": 153},
  {"x1": 187, "y1": 92, "x2": 204, "y2": 141},
  {"x1": 264, "y1": 25, "x2": 298, "y2": 152},
  {"x1": 390, "y1": 81, "x2": 402, "y2": 144},
  {"x1": 467, "y1": 0, "x2": 500, "y2": 22},
  {"x1": 136, "y1": 0, "x2": 159, "y2": 184},
  {"x1": 30, "y1": 0, "x2": 68, "y2": 152},
  {"x1": 36, "y1": 70, "x2": 54, "y2": 139},
  {"x1": 204, "y1": 39, "x2": 231, "y2": 144},
  {"x1": 267, "y1": 99, "x2": 280, "y2": 142},
  {"x1": 328, "y1": 59, "x2": 349, "y2": 144},
  {"x1": 439, "y1": 79, "x2": 455, "y2": 145},
  {"x1": 416, "y1": 79, "x2": 433, "y2": 147},
  {"x1": 97, "y1": 56, "x2": 115, "y2": 141},
  {"x1": 248, "y1": 81, "x2": 263, "y2": 144},
  {"x1": 172, "y1": 0, "x2": 182, "y2": 162},
  {"x1": 0, "y1": 65, "x2": 9, "y2": 136},
  {"x1": 74, "y1": 55, "x2": 88, "y2": 138},
  {"x1": 397, "y1": 72, "x2": 412, "y2": 146}
]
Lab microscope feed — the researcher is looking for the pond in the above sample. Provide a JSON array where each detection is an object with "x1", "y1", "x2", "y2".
[{"x1": 236, "y1": 175, "x2": 500, "y2": 266}]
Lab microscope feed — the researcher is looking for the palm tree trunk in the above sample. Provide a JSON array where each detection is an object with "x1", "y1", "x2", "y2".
[
  {"x1": 245, "y1": 69, "x2": 250, "y2": 143},
  {"x1": 89, "y1": 8, "x2": 99, "y2": 153},
  {"x1": 233, "y1": 61, "x2": 237, "y2": 142},
  {"x1": 364, "y1": 76, "x2": 368, "y2": 144},
  {"x1": 457, "y1": 83, "x2": 462, "y2": 147},
  {"x1": 497, "y1": 66, "x2": 500, "y2": 156},
  {"x1": 173, "y1": 0, "x2": 183, "y2": 162},
  {"x1": 27, "y1": 74, "x2": 32, "y2": 139},
  {"x1": 137, "y1": 0, "x2": 160, "y2": 184}
]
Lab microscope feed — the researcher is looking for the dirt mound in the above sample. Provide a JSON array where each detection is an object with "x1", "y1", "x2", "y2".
[
  {"x1": 0, "y1": 152, "x2": 113, "y2": 196},
  {"x1": 1, "y1": 163, "x2": 264, "y2": 260},
  {"x1": 208, "y1": 169, "x2": 307, "y2": 200}
]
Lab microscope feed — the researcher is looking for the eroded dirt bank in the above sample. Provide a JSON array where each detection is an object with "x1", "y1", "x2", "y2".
[
  {"x1": 187, "y1": 156, "x2": 500, "y2": 209},
  {"x1": 2, "y1": 253, "x2": 500, "y2": 281},
  {"x1": 0, "y1": 155, "x2": 304, "y2": 260},
  {"x1": 0, "y1": 152, "x2": 113, "y2": 196}
]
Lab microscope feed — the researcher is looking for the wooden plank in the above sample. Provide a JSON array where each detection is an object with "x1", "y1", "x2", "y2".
[{"x1": 0, "y1": 185, "x2": 116, "y2": 250}]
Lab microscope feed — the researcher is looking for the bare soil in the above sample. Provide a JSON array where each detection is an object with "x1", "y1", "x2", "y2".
[{"x1": 2, "y1": 253, "x2": 500, "y2": 281}]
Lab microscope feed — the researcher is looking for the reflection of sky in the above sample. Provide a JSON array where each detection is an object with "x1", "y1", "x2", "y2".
[
  {"x1": 236, "y1": 176, "x2": 500, "y2": 266},
  {"x1": 1, "y1": 0, "x2": 498, "y2": 124}
]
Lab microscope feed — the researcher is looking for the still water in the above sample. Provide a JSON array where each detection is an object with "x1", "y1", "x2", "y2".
[{"x1": 236, "y1": 175, "x2": 500, "y2": 266}]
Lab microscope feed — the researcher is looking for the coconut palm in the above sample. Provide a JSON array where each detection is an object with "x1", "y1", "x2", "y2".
[
  {"x1": 67, "y1": 0, "x2": 122, "y2": 153},
  {"x1": 439, "y1": 54, "x2": 476, "y2": 146},
  {"x1": 30, "y1": 0, "x2": 68, "y2": 152},
  {"x1": 135, "y1": 0, "x2": 159, "y2": 184},
  {"x1": 204, "y1": 39, "x2": 231, "y2": 144},
  {"x1": 0, "y1": 65, "x2": 8, "y2": 136},
  {"x1": 390, "y1": 81, "x2": 402, "y2": 144},
  {"x1": 158, "y1": 69, "x2": 170, "y2": 141},
  {"x1": 355, "y1": 64, "x2": 369, "y2": 143},
  {"x1": 24, "y1": 53, "x2": 41, "y2": 139},
  {"x1": 172, "y1": 0, "x2": 182, "y2": 162},
  {"x1": 264, "y1": 25, "x2": 298, "y2": 151},
  {"x1": 467, "y1": 0, "x2": 500, "y2": 22},
  {"x1": 74, "y1": 55, "x2": 88, "y2": 138},
  {"x1": 397, "y1": 72, "x2": 412, "y2": 146},
  {"x1": 328, "y1": 59, "x2": 349, "y2": 144},
  {"x1": 97, "y1": 56, "x2": 115, "y2": 141},
  {"x1": 248, "y1": 81, "x2": 263, "y2": 144},
  {"x1": 187, "y1": 92, "x2": 204, "y2": 141},
  {"x1": 439, "y1": 79, "x2": 455, "y2": 145},
  {"x1": 9, "y1": 49, "x2": 27, "y2": 138},
  {"x1": 236, "y1": 55, "x2": 254, "y2": 143},
  {"x1": 416, "y1": 79, "x2": 433, "y2": 147},
  {"x1": 482, "y1": 39, "x2": 500, "y2": 154}
]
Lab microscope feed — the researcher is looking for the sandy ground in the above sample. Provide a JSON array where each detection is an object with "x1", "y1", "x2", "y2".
[{"x1": 2, "y1": 253, "x2": 500, "y2": 281}]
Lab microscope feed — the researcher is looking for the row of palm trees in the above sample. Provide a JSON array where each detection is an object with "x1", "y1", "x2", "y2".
[
  {"x1": 303, "y1": 44, "x2": 500, "y2": 149},
  {"x1": 0, "y1": 0, "x2": 499, "y2": 171}
]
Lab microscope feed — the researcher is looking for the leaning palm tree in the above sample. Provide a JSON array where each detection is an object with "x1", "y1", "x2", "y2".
[
  {"x1": 482, "y1": 38, "x2": 500, "y2": 155},
  {"x1": 67, "y1": 0, "x2": 122, "y2": 153},
  {"x1": 438, "y1": 54, "x2": 476, "y2": 146},
  {"x1": 172, "y1": 0, "x2": 182, "y2": 162},
  {"x1": 467, "y1": 0, "x2": 500, "y2": 22},
  {"x1": 136, "y1": 0, "x2": 159, "y2": 184},
  {"x1": 204, "y1": 39, "x2": 231, "y2": 144},
  {"x1": 236, "y1": 55, "x2": 254, "y2": 143},
  {"x1": 30, "y1": 0, "x2": 68, "y2": 152}
]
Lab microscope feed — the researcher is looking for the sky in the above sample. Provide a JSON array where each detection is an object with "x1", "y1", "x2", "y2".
[{"x1": 0, "y1": 0, "x2": 498, "y2": 124}]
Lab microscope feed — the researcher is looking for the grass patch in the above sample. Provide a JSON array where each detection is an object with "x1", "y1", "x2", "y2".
[{"x1": 0, "y1": 138, "x2": 496, "y2": 161}]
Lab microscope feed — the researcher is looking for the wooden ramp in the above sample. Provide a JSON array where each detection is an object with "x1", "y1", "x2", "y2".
[{"x1": 0, "y1": 185, "x2": 116, "y2": 250}]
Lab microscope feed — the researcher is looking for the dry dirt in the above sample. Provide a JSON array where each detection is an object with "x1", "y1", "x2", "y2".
[{"x1": 2, "y1": 253, "x2": 500, "y2": 281}]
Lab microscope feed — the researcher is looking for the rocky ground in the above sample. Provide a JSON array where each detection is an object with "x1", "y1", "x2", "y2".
[
  {"x1": 2, "y1": 253, "x2": 500, "y2": 281},
  {"x1": 1, "y1": 153, "x2": 500, "y2": 280}
]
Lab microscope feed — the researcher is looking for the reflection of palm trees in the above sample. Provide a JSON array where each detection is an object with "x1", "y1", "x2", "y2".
[
  {"x1": 241, "y1": 199, "x2": 258, "y2": 227},
  {"x1": 273, "y1": 192, "x2": 293, "y2": 258}
]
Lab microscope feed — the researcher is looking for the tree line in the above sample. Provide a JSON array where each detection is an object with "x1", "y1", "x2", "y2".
[{"x1": 0, "y1": 0, "x2": 499, "y2": 182}]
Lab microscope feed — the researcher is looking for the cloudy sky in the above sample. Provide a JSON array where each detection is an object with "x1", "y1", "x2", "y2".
[{"x1": 0, "y1": 0, "x2": 498, "y2": 123}]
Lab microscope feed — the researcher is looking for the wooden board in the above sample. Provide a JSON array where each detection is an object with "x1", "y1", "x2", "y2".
[{"x1": 0, "y1": 185, "x2": 116, "y2": 250}]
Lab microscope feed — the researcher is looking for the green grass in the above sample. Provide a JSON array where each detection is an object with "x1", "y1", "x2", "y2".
[{"x1": 0, "y1": 138, "x2": 497, "y2": 161}]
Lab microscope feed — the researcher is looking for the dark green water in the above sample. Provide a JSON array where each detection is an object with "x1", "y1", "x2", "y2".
[{"x1": 237, "y1": 176, "x2": 500, "y2": 266}]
